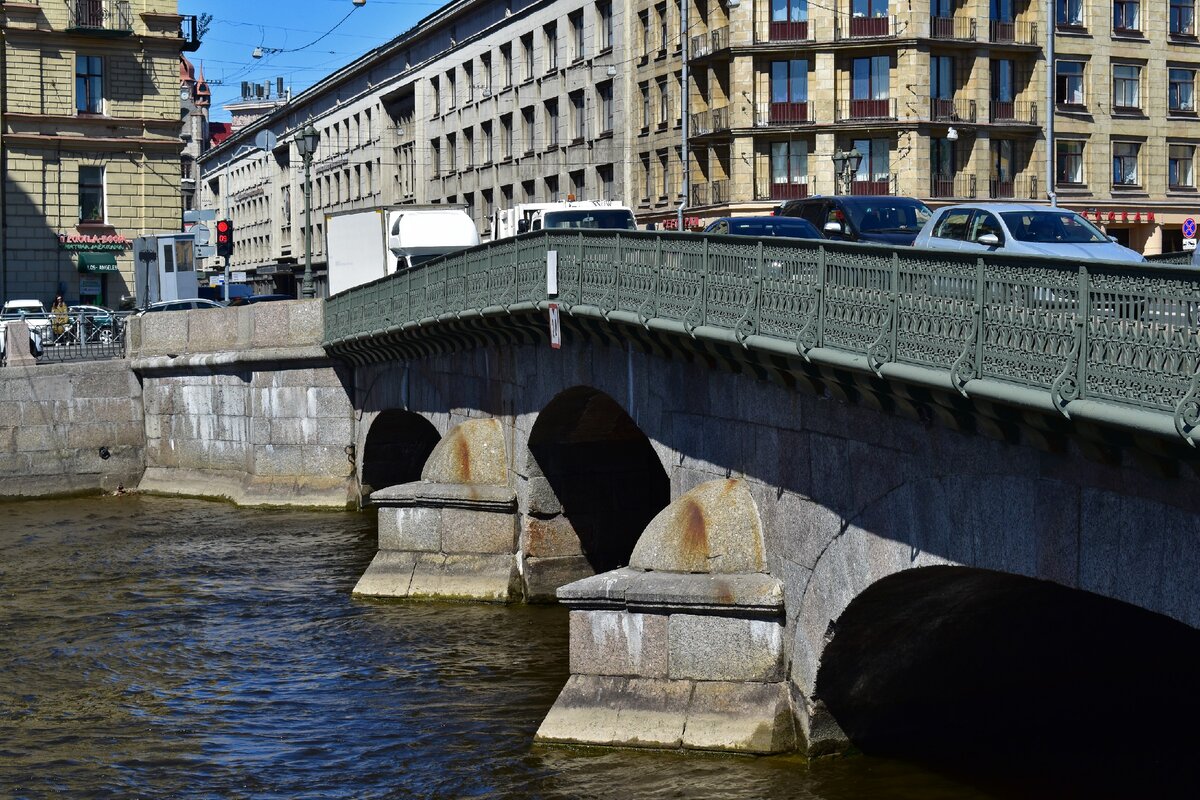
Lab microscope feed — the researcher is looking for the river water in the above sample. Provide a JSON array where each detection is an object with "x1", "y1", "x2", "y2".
[{"x1": 0, "y1": 496, "x2": 1029, "y2": 799}]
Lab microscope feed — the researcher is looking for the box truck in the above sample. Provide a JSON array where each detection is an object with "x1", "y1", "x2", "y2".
[
  {"x1": 325, "y1": 205, "x2": 479, "y2": 296},
  {"x1": 490, "y1": 200, "x2": 637, "y2": 240}
]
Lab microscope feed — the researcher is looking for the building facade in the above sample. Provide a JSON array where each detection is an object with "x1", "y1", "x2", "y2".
[
  {"x1": 199, "y1": 0, "x2": 1200, "y2": 291},
  {"x1": 1, "y1": 1, "x2": 198, "y2": 306}
]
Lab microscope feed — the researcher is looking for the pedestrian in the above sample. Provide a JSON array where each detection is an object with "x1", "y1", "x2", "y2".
[{"x1": 51, "y1": 294, "x2": 69, "y2": 339}]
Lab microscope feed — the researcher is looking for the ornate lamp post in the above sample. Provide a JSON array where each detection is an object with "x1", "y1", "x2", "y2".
[
  {"x1": 831, "y1": 148, "x2": 863, "y2": 195},
  {"x1": 295, "y1": 122, "x2": 320, "y2": 298}
]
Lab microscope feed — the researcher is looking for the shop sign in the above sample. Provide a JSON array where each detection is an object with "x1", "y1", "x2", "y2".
[{"x1": 57, "y1": 232, "x2": 132, "y2": 251}]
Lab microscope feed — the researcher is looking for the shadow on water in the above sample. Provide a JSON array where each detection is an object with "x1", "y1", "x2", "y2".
[
  {"x1": 2, "y1": 496, "x2": 1182, "y2": 799},
  {"x1": 817, "y1": 566, "x2": 1200, "y2": 800}
]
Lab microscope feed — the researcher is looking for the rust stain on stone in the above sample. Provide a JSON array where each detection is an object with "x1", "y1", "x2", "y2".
[
  {"x1": 713, "y1": 577, "x2": 734, "y2": 605},
  {"x1": 720, "y1": 479, "x2": 739, "y2": 495},
  {"x1": 453, "y1": 431, "x2": 472, "y2": 483},
  {"x1": 680, "y1": 498, "x2": 709, "y2": 561}
]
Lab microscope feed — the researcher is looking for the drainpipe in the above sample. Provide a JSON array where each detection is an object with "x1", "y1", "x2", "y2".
[
  {"x1": 676, "y1": 2, "x2": 689, "y2": 232},
  {"x1": 1, "y1": 21, "x2": 7, "y2": 301},
  {"x1": 1045, "y1": 4, "x2": 1057, "y2": 207}
]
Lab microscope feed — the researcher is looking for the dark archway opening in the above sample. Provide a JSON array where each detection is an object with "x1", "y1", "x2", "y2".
[
  {"x1": 360, "y1": 410, "x2": 441, "y2": 499},
  {"x1": 528, "y1": 387, "x2": 669, "y2": 573},
  {"x1": 816, "y1": 566, "x2": 1200, "y2": 798}
]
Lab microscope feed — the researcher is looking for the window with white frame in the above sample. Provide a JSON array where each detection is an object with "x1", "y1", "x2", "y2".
[
  {"x1": 1056, "y1": 60, "x2": 1085, "y2": 105},
  {"x1": 1112, "y1": 141, "x2": 1139, "y2": 186},
  {"x1": 1170, "y1": 144, "x2": 1196, "y2": 187},
  {"x1": 78, "y1": 166, "x2": 105, "y2": 222},
  {"x1": 1057, "y1": 140, "x2": 1084, "y2": 184},
  {"x1": 1112, "y1": 64, "x2": 1140, "y2": 110}
]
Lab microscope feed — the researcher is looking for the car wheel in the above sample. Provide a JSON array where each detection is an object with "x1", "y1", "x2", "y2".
[{"x1": 98, "y1": 327, "x2": 115, "y2": 345}]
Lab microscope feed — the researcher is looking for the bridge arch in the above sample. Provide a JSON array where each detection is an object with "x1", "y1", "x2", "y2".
[
  {"x1": 520, "y1": 386, "x2": 670, "y2": 599},
  {"x1": 810, "y1": 564, "x2": 1200, "y2": 793},
  {"x1": 358, "y1": 409, "x2": 441, "y2": 500}
]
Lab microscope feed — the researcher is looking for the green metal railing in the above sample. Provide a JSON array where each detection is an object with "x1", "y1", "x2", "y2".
[{"x1": 325, "y1": 231, "x2": 1200, "y2": 445}]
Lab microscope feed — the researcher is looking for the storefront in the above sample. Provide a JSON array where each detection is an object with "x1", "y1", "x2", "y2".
[{"x1": 57, "y1": 232, "x2": 131, "y2": 306}]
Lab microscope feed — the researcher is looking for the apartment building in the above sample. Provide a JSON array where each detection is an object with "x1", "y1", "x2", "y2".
[{"x1": 0, "y1": 1, "x2": 199, "y2": 305}]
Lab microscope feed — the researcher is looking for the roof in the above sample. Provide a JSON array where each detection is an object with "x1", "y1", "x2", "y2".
[{"x1": 209, "y1": 122, "x2": 233, "y2": 147}]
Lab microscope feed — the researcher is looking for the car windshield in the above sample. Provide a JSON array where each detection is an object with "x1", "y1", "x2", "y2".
[
  {"x1": 1000, "y1": 211, "x2": 1109, "y2": 244},
  {"x1": 841, "y1": 198, "x2": 933, "y2": 233},
  {"x1": 727, "y1": 219, "x2": 819, "y2": 238},
  {"x1": 542, "y1": 210, "x2": 637, "y2": 230}
]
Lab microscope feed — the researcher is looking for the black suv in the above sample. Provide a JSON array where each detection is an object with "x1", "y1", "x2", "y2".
[{"x1": 777, "y1": 196, "x2": 932, "y2": 246}]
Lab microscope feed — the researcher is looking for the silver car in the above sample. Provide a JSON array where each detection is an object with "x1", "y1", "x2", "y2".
[{"x1": 914, "y1": 203, "x2": 1146, "y2": 263}]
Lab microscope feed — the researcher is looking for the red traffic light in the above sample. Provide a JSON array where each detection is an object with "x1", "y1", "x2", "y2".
[{"x1": 216, "y1": 219, "x2": 234, "y2": 256}]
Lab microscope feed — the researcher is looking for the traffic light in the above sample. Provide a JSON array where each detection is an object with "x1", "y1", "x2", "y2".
[{"x1": 215, "y1": 219, "x2": 234, "y2": 257}]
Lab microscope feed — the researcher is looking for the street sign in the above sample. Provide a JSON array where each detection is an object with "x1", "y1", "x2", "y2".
[
  {"x1": 546, "y1": 250, "x2": 558, "y2": 296},
  {"x1": 548, "y1": 303, "x2": 562, "y2": 349},
  {"x1": 184, "y1": 209, "x2": 217, "y2": 223},
  {"x1": 1184, "y1": 238, "x2": 1197, "y2": 251},
  {"x1": 1184, "y1": 218, "x2": 1197, "y2": 239},
  {"x1": 195, "y1": 244, "x2": 216, "y2": 259},
  {"x1": 232, "y1": 271, "x2": 247, "y2": 282},
  {"x1": 189, "y1": 222, "x2": 211, "y2": 246}
]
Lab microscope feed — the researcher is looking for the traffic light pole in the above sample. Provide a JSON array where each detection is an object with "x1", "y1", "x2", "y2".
[{"x1": 223, "y1": 254, "x2": 231, "y2": 303}]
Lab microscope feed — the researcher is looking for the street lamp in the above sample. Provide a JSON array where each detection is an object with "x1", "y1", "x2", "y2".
[
  {"x1": 295, "y1": 122, "x2": 320, "y2": 298},
  {"x1": 831, "y1": 148, "x2": 863, "y2": 195}
]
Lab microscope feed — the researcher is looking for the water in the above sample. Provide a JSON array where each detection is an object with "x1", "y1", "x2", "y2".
[{"x1": 0, "y1": 496, "x2": 1016, "y2": 799}]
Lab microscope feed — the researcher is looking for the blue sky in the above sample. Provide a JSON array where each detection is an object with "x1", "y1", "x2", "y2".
[{"x1": 181, "y1": 0, "x2": 441, "y2": 121}]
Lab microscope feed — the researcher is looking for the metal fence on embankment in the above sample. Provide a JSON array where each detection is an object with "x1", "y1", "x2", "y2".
[{"x1": 324, "y1": 231, "x2": 1200, "y2": 445}]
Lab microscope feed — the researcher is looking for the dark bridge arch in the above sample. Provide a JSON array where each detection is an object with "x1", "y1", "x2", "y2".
[
  {"x1": 525, "y1": 386, "x2": 670, "y2": 583},
  {"x1": 814, "y1": 566, "x2": 1200, "y2": 796},
  {"x1": 359, "y1": 410, "x2": 441, "y2": 499}
]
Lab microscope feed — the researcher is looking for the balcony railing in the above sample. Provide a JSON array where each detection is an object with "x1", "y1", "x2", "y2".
[
  {"x1": 989, "y1": 19, "x2": 1038, "y2": 44},
  {"x1": 691, "y1": 183, "x2": 709, "y2": 207},
  {"x1": 756, "y1": 177, "x2": 812, "y2": 201},
  {"x1": 691, "y1": 106, "x2": 731, "y2": 136},
  {"x1": 690, "y1": 26, "x2": 729, "y2": 59},
  {"x1": 690, "y1": 179, "x2": 731, "y2": 206},
  {"x1": 835, "y1": 14, "x2": 894, "y2": 40},
  {"x1": 69, "y1": 0, "x2": 134, "y2": 35},
  {"x1": 930, "y1": 97, "x2": 977, "y2": 123},
  {"x1": 929, "y1": 16, "x2": 977, "y2": 40},
  {"x1": 754, "y1": 101, "x2": 813, "y2": 126},
  {"x1": 180, "y1": 14, "x2": 202, "y2": 52},
  {"x1": 990, "y1": 100, "x2": 1038, "y2": 125},
  {"x1": 711, "y1": 179, "x2": 729, "y2": 205},
  {"x1": 929, "y1": 173, "x2": 978, "y2": 199},
  {"x1": 835, "y1": 97, "x2": 897, "y2": 122},
  {"x1": 989, "y1": 174, "x2": 1039, "y2": 200},
  {"x1": 850, "y1": 175, "x2": 894, "y2": 195}
]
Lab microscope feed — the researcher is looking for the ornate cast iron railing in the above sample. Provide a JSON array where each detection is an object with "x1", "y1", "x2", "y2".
[{"x1": 325, "y1": 232, "x2": 1200, "y2": 445}]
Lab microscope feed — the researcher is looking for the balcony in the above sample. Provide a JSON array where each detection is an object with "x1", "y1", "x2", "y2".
[
  {"x1": 757, "y1": 178, "x2": 812, "y2": 201},
  {"x1": 989, "y1": 19, "x2": 1039, "y2": 45},
  {"x1": 988, "y1": 174, "x2": 1039, "y2": 200},
  {"x1": 835, "y1": 15, "x2": 894, "y2": 40},
  {"x1": 691, "y1": 183, "x2": 709, "y2": 207},
  {"x1": 929, "y1": 173, "x2": 978, "y2": 199},
  {"x1": 754, "y1": 101, "x2": 813, "y2": 126},
  {"x1": 690, "y1": 179, "x2": 729, "y2": 206},
  {"x1": 929, "y1": 97, "x2": 977, "y2": 123},
  {"x1": 851, "y1": 175, "x2": 894, "y2": 195},
  {"x1": 68, "y1": 0, "x2": 133, "y2": 36},
  {"x1": 180, "y1": 15, "x2": 202, "y2": 52},
  {"x1": 690, "y1": 26, "x2": 729, "y2": 60},
  {"x1": 990, "y1": 100, "x2": 1038, "y2": 125},
  {"x1": 711, "y1": 179, "x2": 729, "y2": 205},
  {"x1": 835, "y1": 97, "x2": 897, "y2": 122},
  {"x1": 929, "y1": 16, "x2": 977, "y2": 41},
  {"x1": 690, "y1": 106, "x2": 731, "y2": 136}
]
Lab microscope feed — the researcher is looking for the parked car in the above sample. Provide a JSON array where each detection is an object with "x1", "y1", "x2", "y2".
[
  {"x1": 777, "y1": 196, "x2": 933, "y2": 246},
  {"x1": 913, "y1": 203, "x2": 1146, "y2": 263},
  {"x1": 1, "y1": 299, "x2": 52, "y2": 336},
  {"x1": 703, "y1": 216, "x2": 823, "y2": 240},
  {"x1": 136, "y1": 298, "x2": 227, "y2": 315},
  {"x1": 68, "y1": 304, "x2": 118, "y2": 344}
]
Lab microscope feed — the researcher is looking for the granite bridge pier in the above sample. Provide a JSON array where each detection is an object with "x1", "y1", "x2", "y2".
[{"x1": 5, "y1": 230, "x2": 1200, "y2": 768}]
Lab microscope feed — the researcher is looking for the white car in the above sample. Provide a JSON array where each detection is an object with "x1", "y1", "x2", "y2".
[{"x1": 914, "y1": 203, "x2": 1146, "y2": 263}]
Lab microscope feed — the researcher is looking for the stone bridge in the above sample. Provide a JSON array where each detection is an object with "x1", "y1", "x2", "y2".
[{"x1": 326, "y1": 231, "x2": 1200, "y2": 764}]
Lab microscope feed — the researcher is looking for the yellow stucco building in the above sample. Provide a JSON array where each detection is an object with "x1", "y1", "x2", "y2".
[{"x1": 1, "y1": 0, "x2": 196, "y2": 306}]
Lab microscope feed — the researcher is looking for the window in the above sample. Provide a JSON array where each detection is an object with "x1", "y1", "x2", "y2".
[
  {"x1": 931, "y1": 55, "x2": 954, "y2": 100},
  {"x1": 546, "y1": 174, "x2": 560, "y2": 202},
  {"x1": 853, "y1": 138, "x2": 890, "y2": 183},
  {"x1": 852, "y1": 56, "x2": 890, "y2": 99},
  {"x1": 640, "y1": 81, "x2": 651, "y2": 128},
  {"x1": 1057, "y1": 0, "x2": 1084, "y2": 26},
  {"x1": 481, "y1": 54, "x2": 492, "y2": 96},
  {"x1": 639, "y1": 12, "x2": 651, "y2": 57},
  {"x1": 658, "y1": 149, "x2": 670, "y2": 196},
  {"x1": 657, "y1": 3, "x2": 668, "y2": 52},
  {"x1": 463, "y1": 127, "x2": 474, "y2": 169},
  {"x1": 570, "y1": 169, "x2": 585, "y2": 198},
  {"x1": 597, "y1": 2, "x2": 614, "y2": 50},
  {"x1": 991, "y1": 59, "x2": 1014, "y2": 102},
  {"x1": 482, "y1": 122, "x2": 493, "y2": 164},
  {"x1": 76, "y1": 55, "x2": 103, "y2": 114},
  {"x1": 545, "y1": 24, "x2": 558, "y2": 72},
  {"x1": 446, "y1": 132, "x2": 456, "y2": 171},
  {"x1": 933, "y1": 209, "x2": 973, "y2": 240},
  {"x1": 640, "y1": 154, "x2": 652, "y2": 199},
  {"x1": 501, "y1": 44, "x2": 513, "y2": 88},
  {"x1": 598, "y1": 163, "x2": 614, "y2": 199},
  {"x1": 991, "y1": 0, "x2": 1014, "y2": 23},
  {"x1": 1056, "y1": 140, "x2": 1084, "y2": 184},
  {"x1": 771, "y1": 140, "x2": 808, "y2": 187},
  {"x1": 546, "y1": 99, "x2": 559, "y2": 147},
  {"x1": 464, "y1": 63, "x2": 474, "y2": 103},
  {"x1": 991, "y1": 139, "x2": 1014, "y2": 183},
  {"x1": 78, "y1": 166, "x2": 105, "y2": 222},
  {"x1": 501, "y1": 113, "x2": 513, "y2": 160},
  {"x1": 658, "y1": 76, "x2": 669, "y2": 125},
  {"x1": 1056, "y1": 60, "x2": 1085, "y2": 106},
  {"x1": 1171, "y1": 0, "x2": 1196, "y2": 35},
  {"x1": 1170, "y1": 144, "x2": 1196, "y2": 188},
  {"x1": 1113, "y1": 0, "x2": 1140, "y2": 33},
  {"x1": 1112, "y1": 65, "x2": 1140, "y2": 110},
  {"x1": 770, "y1": 60, "x2": 808, "y2": 102},
  {"x1": 523, "y1": 106, "x2": 535, "y2": 152},
  {"x1": 570, "y1": 91, "x2": 586, "y2": 140},
  {"x1": 1112, "y1": 141, "x2": 1139, "y2": 186},
  {"x1": 447, "y1": 70, "x2": 456, "y2": 109},
  {"x1": 597, "y1": 81, "x2": 614, "y2": 133},
  {"x1": 773, "y1": 0, "x2": 809, "y2": 23},
  {"x1": 1170, "y1": 68, "x2": 1196, "y2": 113},
  {"x1": 931, "y1": 136, "x2": 956, "y2": 178},
  {"x1": 571, "y1": 12, "x2": 585, "y2": 61}
]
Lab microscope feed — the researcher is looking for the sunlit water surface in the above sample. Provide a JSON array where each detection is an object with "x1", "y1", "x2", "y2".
[{"x1": 1, "y1": 496, "x2": 1025, "y2": 799}]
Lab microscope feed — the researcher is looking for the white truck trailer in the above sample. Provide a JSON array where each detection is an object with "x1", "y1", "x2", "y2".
[
  {"x1": 325, "y1": 206, "x2": 479, "y2": 296},
  {"x1": 490, "y1": 200, "x2": 637, "y2": 240}
]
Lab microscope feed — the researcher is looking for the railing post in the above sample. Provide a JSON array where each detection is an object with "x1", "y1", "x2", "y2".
[
  {"x1": 487, "y1": 245, "x2": 494, "y2": 309},
  {"x1": 651, "y1": 234, "x2": 661, "y2": 318},
  {"x1": 701, "y1": 235, "x2": 709, "y2": 326},
  {"x1": 815, "y1": 244, "x2": 826, "y2": 347},
  {"x1": 974, "y1": 257, "x2": 986, "y2": 381},
  {"x1": 1075, "y1": 266, "x2": 1091, "y2": 401},
  {"x1": 889, "y1": 251, "x2": 900, "y2": 362},
  {"x1": 754, "y1": 239, "x2": 764, "y2": 336},
  {"x1": 578, "y1": 231, "x2": 585, "y2": 308}
]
